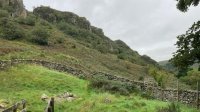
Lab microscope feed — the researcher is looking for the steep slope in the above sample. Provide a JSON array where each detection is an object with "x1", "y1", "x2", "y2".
[
  {"x1": 0, "y1": 1, "x2": 187, "y2": 89},
  {"x1": 33, "y1": 6, "x2": 157, "y2": 66}
]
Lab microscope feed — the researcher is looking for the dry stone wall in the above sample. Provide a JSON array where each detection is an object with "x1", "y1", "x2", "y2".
[{"x1": 0, "y1": 59, "x2": 199, "y2": 108}]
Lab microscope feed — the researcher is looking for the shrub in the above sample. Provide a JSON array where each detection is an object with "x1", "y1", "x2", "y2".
[
  {"x1": 0, "y1": 18, "x2": 25, "y2": 40},
  {"x1": 89, "y1": 75, "x2": 136, "y2": 95},
  {"x1": 39, "y1": 19, "x2": 52, "y2": 29},
  {"x1": 181, "y1": 70, "x2": 200, "y2": 89},
  {"x1": 138, "y1": 76, "x2": 144, "y2": 81},
  {"x1": 96, "y1": 45, "x2": 109, "y2": 53},
  {"x1": 56, "y1": 37, "x2": 65, "y2": 44},
  {"x1": 117, "y1": 53, "x2": 127, "y2": 60},
  {"x1": 57, "y1": 22, "x2": 79, "y2": 37},
  {"x1": 2, "y1": 5, "x2": 14, "y2": 13},
  {"x1": 30, "y1": 27, "x2": 50, "y2": 45},
  {"x1": 148, "y1": 66, "x2": 166, "y2": 88},
  {"x1": 157, "y1": 102, "x2": 181, "y2": 112},
  {"x1": 0, "y1": 10, "x2": 9, "y2": 18},
  {"x1": 141, "y1": 92, "x2": 154, "y2": 99},
  {"x1": 17, "y1": 15, "x2": 36, "y2": 26}
]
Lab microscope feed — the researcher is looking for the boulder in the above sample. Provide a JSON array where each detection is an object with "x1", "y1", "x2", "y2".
[
  {"x1": 41, "y1": 94, "x2": 49, "y2": 101},
  {"x1": 104, "y1": 97, "x2": 111, "y2": 104}
]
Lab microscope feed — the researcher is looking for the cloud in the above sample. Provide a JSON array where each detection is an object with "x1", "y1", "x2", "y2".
[{"x1": 23, "y1": 0, "x2": 200, "y2": 61}]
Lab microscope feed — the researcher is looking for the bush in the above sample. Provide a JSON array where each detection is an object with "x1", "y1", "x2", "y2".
[
  {"x1": 56, "y1": 37, "x2": 65, "y2": 44},
  {"x1": 141, "y1": 92, "x2": 154, "y2": 99},
  {"x1": 117, "y1": 53, "x2": 127, "y2": 60},
  {"x1": 89, "y1": 75, "x2": 136, "y2": 95},
  {"x1": 30, "y1": 27, "x2": 50, "y2": 45},
  {"x1": 57, "y1": 22, "x2": 79, "y2": 37},
  {"x1": 2, "y1": 5, "x2": 14, "y2": 13},
  {"x1": 181, "y1": 70, "x2": 200, "y2": 89},
  {"x1": 0, "y1": 18, "x2": 25, "y2": 40},
  {"x1": 0, "y1": 10, "x2": 9, "y2": 18},
  {"x1": 148, "y1": 66, "x2": 166, "y2": 88},
  {"x1": 138, "y1": 76, "x2": 144, "y2": 81},
  {"x1": 17, "y1": 15, "x2": 36, "y2": 26},
  {"x1": 157, "y1": 102, "x2": 181, "y2": 112},
  {"x1": 39, "y1": 19, "x2": 52, "y2": 29}
]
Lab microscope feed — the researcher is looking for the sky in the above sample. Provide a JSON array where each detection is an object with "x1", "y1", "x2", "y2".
[{"x1": 23, "y1": 0, "x2": 200, "y2": 61}]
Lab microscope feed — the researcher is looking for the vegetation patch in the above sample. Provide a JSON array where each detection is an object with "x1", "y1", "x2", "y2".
[
  {"x1": 30, "y1": 26, "x2": 50, "y2": 45},
  {"x1": 0, "y1": 18, "x2": 25, "y2": 40},
  {"x1": 89, "y1": 75, "x2": 137, "y2": 95},
  {"x1": 157, "y1": 102, "x2": 181, "y2": 112}
]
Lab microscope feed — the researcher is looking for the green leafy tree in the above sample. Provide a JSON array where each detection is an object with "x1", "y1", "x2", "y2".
[
  {"x1": 176, "y1": 0, "x2": 200, "y2": 12},
  {"x1": 171, "y1": 21, "x2": 200, "y2": 77}
]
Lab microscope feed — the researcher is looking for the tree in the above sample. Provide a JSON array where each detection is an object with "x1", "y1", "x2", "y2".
[
  {"x1": 171, "y1": 21, "x2": 200, "y2": 77},
  {"x1": 176, "y1": 0, "x2": 200, "y2": 12}
]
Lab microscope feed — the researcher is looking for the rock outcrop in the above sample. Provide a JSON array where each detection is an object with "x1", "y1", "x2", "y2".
[
  {"x1": 0, "y1": 0, "x2": 27, "y2": 18},
  {"x1": 33, "y1": 6, "x2": 104, "y2": 36}
]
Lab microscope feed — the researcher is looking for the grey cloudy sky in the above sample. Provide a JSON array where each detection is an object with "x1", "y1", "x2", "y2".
[{"x1": 23, "y1": 0, "x2": 200, "y2": 61}]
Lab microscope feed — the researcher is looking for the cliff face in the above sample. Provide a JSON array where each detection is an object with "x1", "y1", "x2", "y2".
[
  {"x1": 33, "y1": 6, "x2": 104, "y2": 36},
  {"x1": 0, "y1": 0, "x2": 27, "y2": 17}
]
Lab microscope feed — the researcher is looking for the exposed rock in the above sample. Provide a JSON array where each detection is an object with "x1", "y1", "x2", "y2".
[
  {"x1": 41, "y1": 94, "x2": 49, "y2": 101},
  {"x1": 33, "y1": 6, "x2": 105, "y2": 36},
  {"x1": 56, "y1": 92, "x2": 76, "y2": 102},
  {"x1": 21, "y1": 109, "x2": 27, "y2": 112},
  {"x1": 104, "y1": 97, "x2": 111, "y2": 104},
  {"x1": 0, "y1": 0, "x2": 27, "y2": 18},
  {"x1": 66, "y1": 97, "x2": 75, "y2": 102},
  {"x1": 0, "y1": 99, "x2": 8, "y2": 109},
  {"x1": 0, "y1": 104, "x2": 6, "y2": 109}
]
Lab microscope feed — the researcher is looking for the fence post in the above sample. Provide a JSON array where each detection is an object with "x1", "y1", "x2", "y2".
[
  {"x1": 161, "y1": 82, "x2": 164, "y2": 101},
  {"x1": 161, "y1": 89, "x2": 163, "y2": 101},
  {"x1": 50, "y1": 98, "x2": 54, "y2": 112},
  {"x1": 197, "y1": 81, "x2": 199, "y2": 109},
  {"x1": 22, "y1": 100, "x2": 26, "y2": 109},
  {"x1": 13, "y1": 104, "x2": 17, "y2": 112},
  {"x1": 47, "y1": 107, "x2": 52, "y2": 112},
  {"x1": 143, "y1": 80, "x2": 145, "y2": 91},
  {"x1": 177, "y1": 80, "x2": 179, "y2": 102}
]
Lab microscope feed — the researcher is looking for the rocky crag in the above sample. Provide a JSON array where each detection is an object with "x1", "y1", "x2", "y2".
[{"x1": 0, "y1": 0, "x2": 27, "y2": 17}]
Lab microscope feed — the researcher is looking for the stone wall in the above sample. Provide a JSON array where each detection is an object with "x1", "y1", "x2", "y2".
[{"x1": 0, "y1": 59, "x2": 199, "y2": 108}]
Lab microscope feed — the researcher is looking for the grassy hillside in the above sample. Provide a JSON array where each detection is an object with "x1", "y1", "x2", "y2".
[
  {"x1": 0, "y1": 64, "x2": 197, "y2": 112},
  {"x1": 33, "y1": 6, "x2": 158, "y2": 66},
  {"x1": 0, "y1": 1, "x2": 198, "y2": 111},
  {"x1": 0, "y1": 6, "x2": 186, "y2": 89}
]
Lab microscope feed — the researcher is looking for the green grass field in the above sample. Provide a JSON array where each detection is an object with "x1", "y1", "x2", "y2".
[{"x1": 0, "y1": 64, "x2": 198, "y2": 112}]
